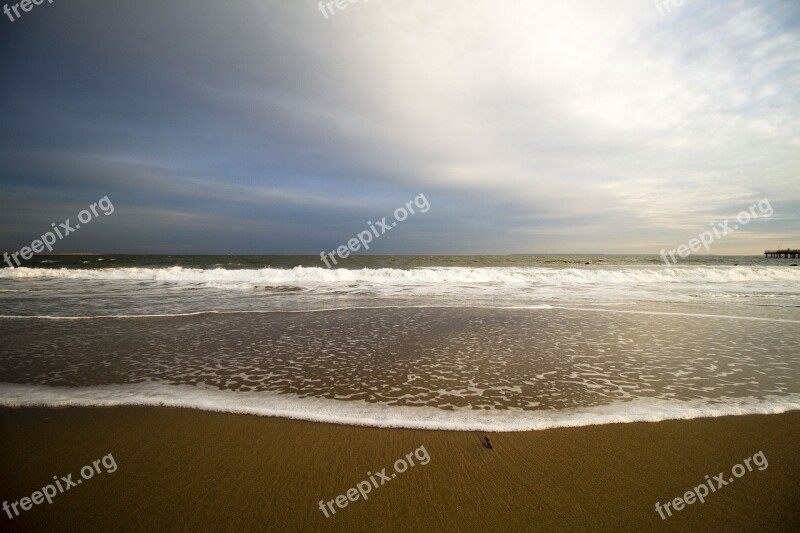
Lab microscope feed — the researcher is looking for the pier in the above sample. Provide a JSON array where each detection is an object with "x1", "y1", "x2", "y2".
[{"x1": 764, "y1": 249, "x2": 800, "y2": 258}]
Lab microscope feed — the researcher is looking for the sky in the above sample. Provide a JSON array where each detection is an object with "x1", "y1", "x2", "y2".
[{"x1": 0, "y1": 0, "x2": 798, "y2": 255}]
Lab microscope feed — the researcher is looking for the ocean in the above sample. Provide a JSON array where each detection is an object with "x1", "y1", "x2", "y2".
[{"x1": 1, "y1": 254, "x2": 799, "y2": 431}]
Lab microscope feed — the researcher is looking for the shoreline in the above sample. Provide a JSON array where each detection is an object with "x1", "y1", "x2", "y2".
[
  {"x1": 2, "y1": 382, "x2": 800, "y2": 433},
  {"x1": 1, "y1": 407, "x2": 798, "y2": 531}
]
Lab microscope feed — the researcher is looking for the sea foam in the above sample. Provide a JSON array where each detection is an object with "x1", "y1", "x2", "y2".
[
  {"x1": 0, "y1": 382, "x2": 797, "y2": 432},
  {"x1": 2, "y1": 265, "x2": 799, "y2": 288}
]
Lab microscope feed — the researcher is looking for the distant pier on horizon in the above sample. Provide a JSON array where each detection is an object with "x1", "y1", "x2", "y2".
[{"x1": 764, "y1": 249, "x2": 800, "y2": 258}]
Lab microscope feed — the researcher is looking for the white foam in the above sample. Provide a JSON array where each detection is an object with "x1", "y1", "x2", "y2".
[
  {"x1": 0, "y1": 382, "x2": 797, "y2": 432},
  {"x1": 2, "y1": 304, "x2": 796, "y2": 323},
  {"x1": 0, "y1": 305, "x2": 551, "y2": 320},
  {"x1": 2, "y1": 265, "x2": 799, "y2": 286}
]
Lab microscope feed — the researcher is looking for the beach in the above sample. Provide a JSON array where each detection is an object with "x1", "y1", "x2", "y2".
[
  {"x1": 1, "y1": 407, "x2": 798, "y2": 532},
  {"x1": 3, "y1": 0, "x2": 799, "y2": 529},
  {"x1": 1, "y1": 256, "x2": 799, "y2": 530}
]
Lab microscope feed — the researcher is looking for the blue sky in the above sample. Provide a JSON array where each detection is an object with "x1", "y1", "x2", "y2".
[{"x1": 1, "y1": 0, "x2": 798, "y2": 254}]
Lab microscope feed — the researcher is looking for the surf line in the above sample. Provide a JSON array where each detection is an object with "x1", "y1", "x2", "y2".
[{"x1": 1, "y1": 305, "x2": 797, "y2": 323}]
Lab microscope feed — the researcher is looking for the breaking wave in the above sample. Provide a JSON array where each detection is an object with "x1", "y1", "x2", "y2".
[
  {"x1": 0, "y1": 382, "x2": 798, "y2": 432},
  {"x1": 2, "y1": 265, "x2": 798, "y2": 288}
]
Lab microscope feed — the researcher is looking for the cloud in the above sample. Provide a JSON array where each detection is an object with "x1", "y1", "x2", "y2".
[{"x1": 0, "y1": 0, "x2": 797, "y2": 253}]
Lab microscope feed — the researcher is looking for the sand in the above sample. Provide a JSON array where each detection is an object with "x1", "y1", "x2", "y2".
[{"x1": 1, "y1": 408, "x2": 798, "y2": 532}]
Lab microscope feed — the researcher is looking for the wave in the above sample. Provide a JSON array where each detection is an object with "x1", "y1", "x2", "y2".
[
  {"x1": 2, "y1": 265, "x2": 799, "y2": 287},
  {"x1": 0, "y1": 382, "x2": 798, "y2": 432},
  {"x1": 2, "y1": 305, "x2": 799, "y2": 323}
]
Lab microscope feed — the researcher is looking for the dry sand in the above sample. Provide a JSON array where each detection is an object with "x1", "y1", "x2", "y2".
[{"x1": 1, "y1": 407, "x2": 798, "y2": 532}]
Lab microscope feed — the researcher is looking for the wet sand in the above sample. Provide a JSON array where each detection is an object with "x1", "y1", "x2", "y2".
[
  {"x1": 4, "y1": 308, "x2": 799, "y2": 415},
  {"x1": 0, "y1": 408, "x2": 798, "y2": 532}
]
